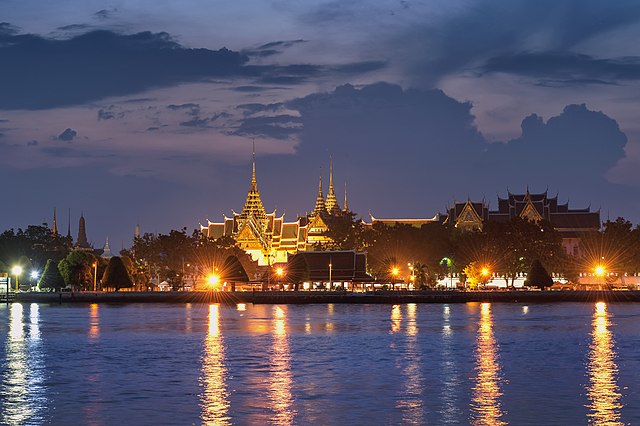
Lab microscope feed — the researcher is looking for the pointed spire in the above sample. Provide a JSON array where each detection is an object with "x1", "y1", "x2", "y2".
[
  {"x1": 325, "y1": 156, "x2": 341, "y2": 215},
  {"x1": 76, "y1": 212, "x2": 90, "y2": 249},
  {"x1": 52, "y1": 207, "x2": 58, "y2": 236},
  {"x1": 67, "y1": 208, "x2": 71, "y2": 239},
  {"x1": 238, "y1": 139, "x2": 267, "y2": 221},
  {"x1": 343, "y1": 182, "x2": 349, "y2": 212},
  {"x1": 135, "y1": 223, "x2": 141, "y2": 239},
  {"x1": 102, "y1": 236, "x2": 113, "y2": 258},
  {"x1": 250, "y1": 137, "x2": 257, "y2": 192},
  {"x1": 312, "y1": 171, "x2": 326, "y2": 216}
]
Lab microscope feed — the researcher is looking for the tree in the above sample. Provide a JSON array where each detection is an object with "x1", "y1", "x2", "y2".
[
  {"x1": 102, "y1": 256, "x2": 133, "y2": 291},
  {"x1": 58, "y1": 250, "x2": 96, "y2": 290},
  {"x1": 323, "y1": 212, "x2": 366, "y2": 250},
  {"x1": 463, "y1": 261, "x2": 491, "y2": 289},
  {"x1": 38, "y1": 259, "x2": 65, "y2": 291},
  {"x1": 220, "y1": 255, "x2": 249, "y2": 282},
  {"x1": 525, "y1": 259, "x2": 554, "y2": 289}
]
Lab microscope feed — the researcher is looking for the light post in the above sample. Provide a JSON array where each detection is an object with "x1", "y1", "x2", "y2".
[
  {"x1": 92, "y1": 262, "x2": 98, "y2": 291},
  {"x1": 11, "y1": 265, "x2": 22, "y2": 292},
  {"x1": 441, "y1": 257, "x2": 453, "y2": 289},
  {"x1": 481, "y1": 266, "x2": 490, "y2": 289},
  {"x1": 328, "y1": 261, "x2": 332, "y2": 291},
  {"x1": 276, "y1": 267, "x2": 284, "y2": 290},
  {"x1": 594, "y1": 264, "x2": 606, "y2": 290},
  {"x1": 391, "y1": 267, "x2": 399, "y2": 290}
]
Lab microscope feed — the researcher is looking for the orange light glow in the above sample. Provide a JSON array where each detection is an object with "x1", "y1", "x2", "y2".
[
  {"x1": 594, "y1": 265, "x2": 606, "y2": 277},
  {"x1": 392, "y1": 267, "x2": 400, "y2": 276},
  {"x1": 276, "y1": 267, "x2": 284, "y2": 277},
  {"x1": 481, "y1": 268, "x2": 490, "y2": 276}
]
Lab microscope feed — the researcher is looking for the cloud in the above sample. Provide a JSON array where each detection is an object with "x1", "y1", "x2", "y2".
[
  {"x1": 231, "y1": 115, "x2": 302, "y2": 140},
  {"x1": 253, "y1": 83, "x2": 630, "y2": 220},
  {"x1": 57, "y1": 128, "x2": 77, "y2": 141},
  {"x1": 390, "y1": 0, "x2": 640, "y2": 86},
  {"x1": 0, "y1": 27, "x2": 385, "y2": 110},
  {"x1": 481, "y1": 51, "x2": 640, "y2": 85}
]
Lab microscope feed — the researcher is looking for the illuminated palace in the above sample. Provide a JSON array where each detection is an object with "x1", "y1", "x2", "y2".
[
  {"x1": 444, "y1": 189, "x2": 601, "y2": 255},
  {"x1": 201, "y1": 153, "x2": 347, "y2": 266}
]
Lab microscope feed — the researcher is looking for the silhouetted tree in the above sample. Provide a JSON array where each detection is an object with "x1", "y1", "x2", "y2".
[
  {"x1": 102, "y1": 256, "x2": 133, "y2": 291},
  {"x1": 525, "y1": 259, "x2": 554, "y2": 289},
  {"x1": 38, "y1": 259, "x2": 65, "y2": 291}
]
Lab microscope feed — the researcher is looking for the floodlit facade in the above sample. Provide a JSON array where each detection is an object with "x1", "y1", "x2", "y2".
[
  {"x1": 445, "y1": 189, "x2": 601, "y2": 255},
  {"x1": 200, "y1": 152, "x2": 346, "y2": 266}
]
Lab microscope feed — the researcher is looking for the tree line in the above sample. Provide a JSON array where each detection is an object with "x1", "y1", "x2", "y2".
[{"x1": 1, "y1": 215, "x2": 639, "y2": 290}]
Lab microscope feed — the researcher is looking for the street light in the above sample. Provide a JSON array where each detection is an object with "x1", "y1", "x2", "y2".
[
  {"x1": 92, "y1": 262, "x2": 98, "y2": 291},
  {"x1": 11, "y1": 265, "x2": 22, "y2": 292},
  {"x1": 208, "y1": 274, "x2": 220, "y2": 288},
  {"x1": 391, "y1": 267, "x2": 399, "y2": 290}
]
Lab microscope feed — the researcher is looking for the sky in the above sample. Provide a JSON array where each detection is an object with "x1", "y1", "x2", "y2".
[{"x1": 2, "y1": 0, "x2": 640, "y2": 249}]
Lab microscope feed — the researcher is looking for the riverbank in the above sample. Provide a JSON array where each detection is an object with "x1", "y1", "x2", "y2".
[{"x1": 13, "y1": 289, "x2": 640, "y2": 304}]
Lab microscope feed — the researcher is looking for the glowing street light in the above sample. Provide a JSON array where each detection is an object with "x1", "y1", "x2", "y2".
[
  {"x1": 92, "y1": 262, "x2": 98, "y2": 292},
  {"x1": 11, "y1": 265, "x2": 23, "y2": 291},
  {"x1": 594, "y1": 265, "x2": 606, "y2": 277},
  {"x1": 207, "y1": 274, "x2": 220, "y2": 288},
  {"x1": 276, "y1": 267, "x2": 284, "y2": 277},
  {"x1": 481, "y1": 267, "x2": 490, "y2": 277},
  {"x1": 30, "y1": 270, "x2": 39, "y2": 280}
]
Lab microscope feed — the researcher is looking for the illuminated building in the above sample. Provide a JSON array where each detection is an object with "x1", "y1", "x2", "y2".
[
  {"x1": 445, "y1": 189, "x2": 600, "y2": 255},
  {"x1": 200, "y1": 149, "x2": 346, "y2": 266}
]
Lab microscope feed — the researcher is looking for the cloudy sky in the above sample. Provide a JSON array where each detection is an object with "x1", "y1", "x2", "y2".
[{"x1": 2, "y1": 0, "x2": 640, "y2": 248}]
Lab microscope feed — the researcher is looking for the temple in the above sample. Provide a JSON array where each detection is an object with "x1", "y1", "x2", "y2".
[
  {"x1": 445, "y1": 189, "x2": 601, "y2": 255},
  {"x1": 201, "y1": 148, "x2": 347, "y2": 266}
]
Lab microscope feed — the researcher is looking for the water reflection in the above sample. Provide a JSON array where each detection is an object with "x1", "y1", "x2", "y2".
[
  {"x1": 269, "y1": 306, "x2": 295, "y2": 425},
  {"x1": 1, "y1": 303, "x2": 47, "y2": 425},
  {"x1": 84, "y1": 304, "x2": 104, "y2": 426},
  {"x1": 440, "y1": 304, "x2": 460, "y2": 423},
  {"x1": 89, "y1": 303, "x2": 100, "y2": 339},
  {"x1": 391, "y1": 305, "x2": 402, "y2": 334},
  {"x1": 586, "y1": 302, "x2": 622, "y2": 425},
  {"x1": 397, "y1": 304, "x2": 425, "y2": 424},
  {"x1": 470, "y1": 303, "x2": 506, "y2": 426},
  {"x1": 200, "y1": 304, "x2": 231, "y2": 426}
]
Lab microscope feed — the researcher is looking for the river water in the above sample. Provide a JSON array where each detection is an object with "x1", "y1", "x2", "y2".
[{"x1": 0, "y1": 301, "x2": 638, "y2": 425}]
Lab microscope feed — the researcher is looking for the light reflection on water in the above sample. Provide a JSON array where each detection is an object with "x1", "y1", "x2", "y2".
[
  {"x1": 200, "y1": 304, "x2": 231, "y2": 426},
  {"x1": 1, "y1": 303, "x2": 47, "y2": 425},
  {"x1": 470, "y1": 303, "x2": 506, "y2": 426},
  {"x1": 440, "y1": 304, "x2": 461, "y2": 423},
  {"x1": 84, "y1": 303, "x2": 104, "y2": 426},
  {"x1": 269, "y1": 305, "x2": 296, "y2": 425},
  {"x1": 0, "y1": 302, "x2": 636, "y2": 424},
  {"x1": 396, "y1": 303, "x2": 425, "y2": 424},
  {"x1": 586, "y1": 302, "x2": 622, "y2": 425}
]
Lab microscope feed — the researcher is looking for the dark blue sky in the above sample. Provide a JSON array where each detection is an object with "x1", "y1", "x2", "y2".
[{"x1": 1, "y1": 1, "x2": 640, "y2": 248}]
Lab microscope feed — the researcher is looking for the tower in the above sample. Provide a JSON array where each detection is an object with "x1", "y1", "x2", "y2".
[
  {"x1": 102, "y1": 237, "x2": 113, "y2": 259},
  {"x1": 76, "y1": 212, "x2": 91, "y2": 249},
  {"x1": 135, "y1": 224, "x2": 141, "y2": 239},
  {"x1": 52, "y1": 207, "x2": 58, "y2": 236},
  {"x1": 237, "y1": 140, "x2": 267, "y2": 222},
  {"x1": 311, "y1": 172, "x2": 326, "y2": 216},
  {"x1": 325, "y1": 157, "x2": 341, "y2": 215},
  {"x1": 67, "y1": 208, "x2": 72, "y2": 240},
  {"x1": 343, "y1": 182, "x2": 349, "y2": 213}
]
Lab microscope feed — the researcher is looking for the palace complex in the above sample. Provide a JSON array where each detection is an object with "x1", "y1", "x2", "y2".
[
  {"x1": 200, "y1": 151, "x2": 347, "y2": 266},
  {"x1": 444, "y1": 190, "x2": 601, "y2": 255},
  {"x1": 201, "y1": 151, "x2": 601, "y2": 265}
]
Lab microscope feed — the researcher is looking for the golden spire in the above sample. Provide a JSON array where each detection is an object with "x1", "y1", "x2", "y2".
[
  {"x1": 239, "y1": 139, "x2": 266, "y2": 221},
  {"x1": 325, "y1": 156, "x2": 341, "y2": 215},
  {"x1": 250, "y1": 138, "x2": 257, "y2": 192},
  {"x1": 343, "y1": 182, "x2": 349, "y2": 212},
  {"x1": 312, "y1": 171, "x2": 326, "y2": 216}
]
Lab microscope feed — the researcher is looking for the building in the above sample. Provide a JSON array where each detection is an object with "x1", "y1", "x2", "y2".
[
  {"x1": 201, "y1": 149, "x2": 347, "y2": 266},
  {"x1": 445, "y1": 189, "x2": 601, "y2": 255}
]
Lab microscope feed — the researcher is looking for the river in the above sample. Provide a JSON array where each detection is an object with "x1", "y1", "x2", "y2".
[{"x1": 0, "y1": 302, "x2": 638, "y2": 425}]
